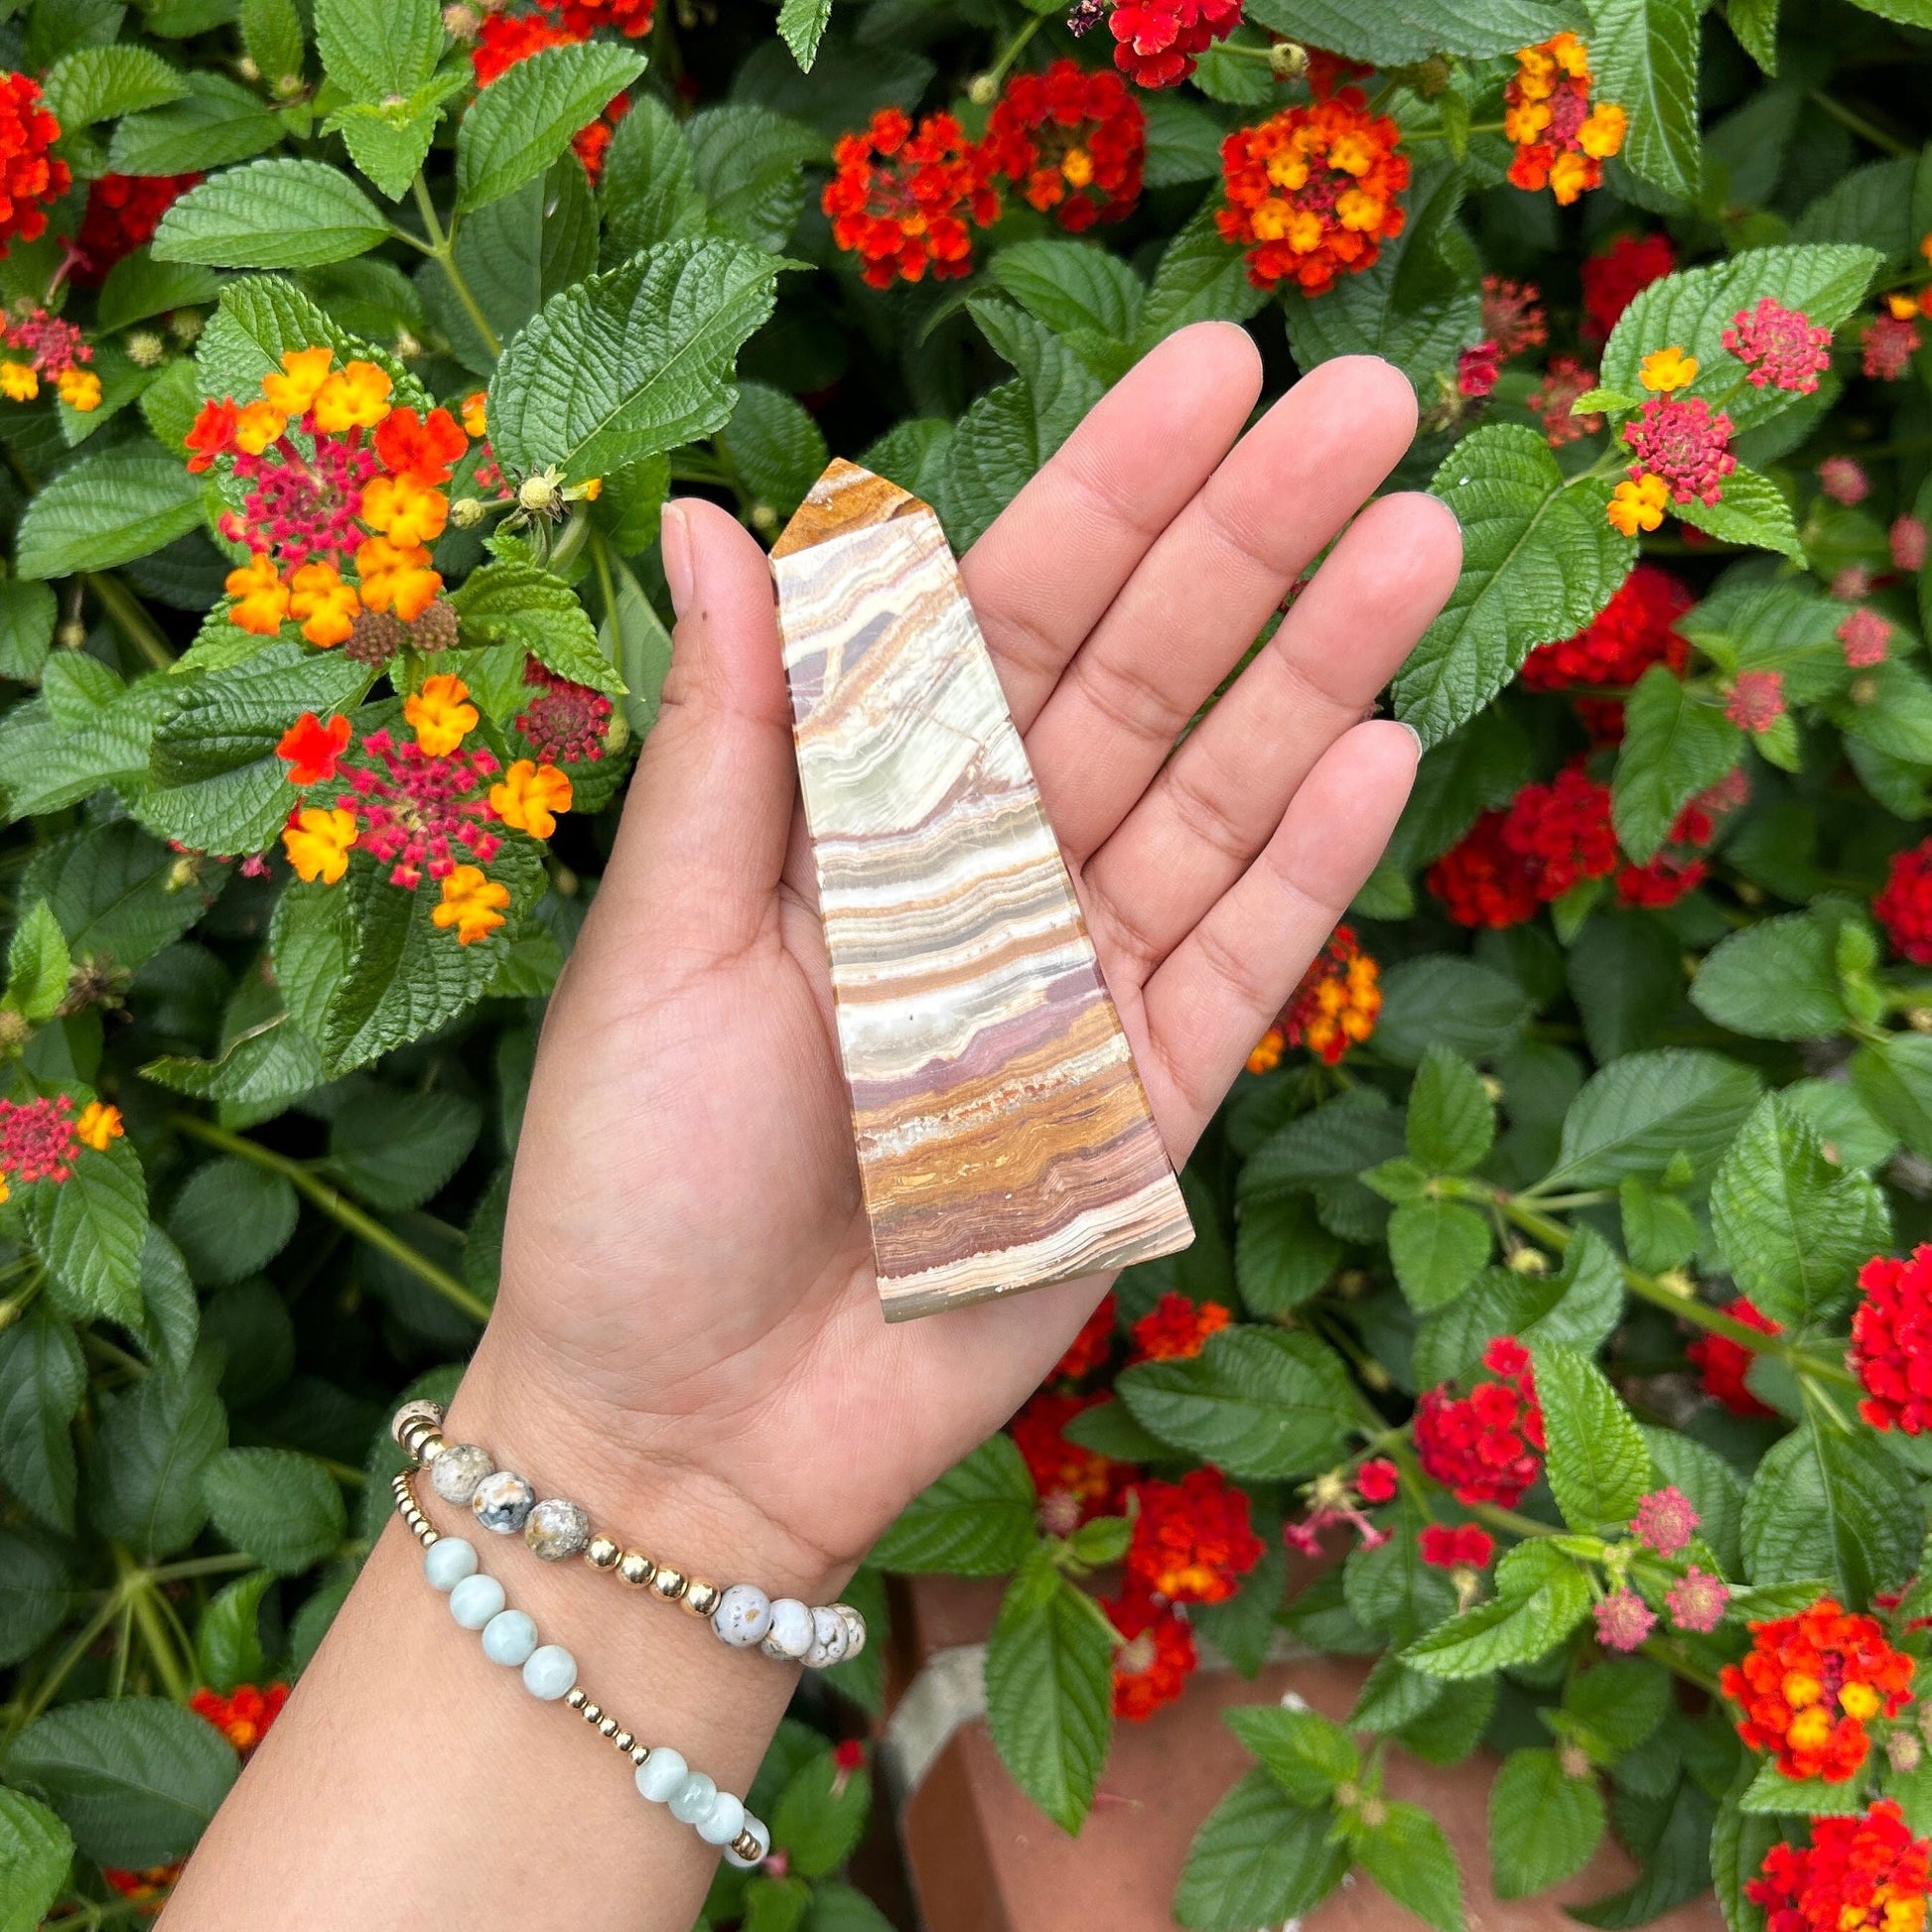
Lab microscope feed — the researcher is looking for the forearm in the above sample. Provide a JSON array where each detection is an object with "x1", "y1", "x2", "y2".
[{"x1": 161, "y1": 1334, "x2": 846, "y2": 1931}]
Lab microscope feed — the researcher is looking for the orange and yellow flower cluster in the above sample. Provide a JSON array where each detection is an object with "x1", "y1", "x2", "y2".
[
  {"x1": 1247, "y1": 923, "x2": 1381, "y2": 1070},
  {"x1": 1504, "y1": 33, "x2": 1625, "y2": 205}
]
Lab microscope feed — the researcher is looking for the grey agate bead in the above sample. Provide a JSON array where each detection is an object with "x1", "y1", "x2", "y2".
[
  {"x1": 523, "y1": 1498, "x2": 591, "y2": 1562},
  {"x1": 711, "y1": 1584, "x2": 772, "y2": 1648},
  {"x1": 471, "y1": 1468, "x2": 536, "y2": 1535},
  {"x1": 803, "y1": 1605, "x2": 849, "y2": 1669},
  {"x1": 430, "y1": 1443, "x2": 493, "y2": 1504},
  {"x1": 390, "y1": 1398, "x2": 445, "y2": 1449},
  {"x1": 759, "y1": 1598, "x2": 814, "y2": 1662},
  {"x1": 835, "y1": 1604, "x2": 867, "y2": 1660}
]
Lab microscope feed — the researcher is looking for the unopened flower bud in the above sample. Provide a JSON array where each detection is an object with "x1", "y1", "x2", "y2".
[
  {"x1": 1559, "y1": 1741, "x2": 1592, "y2": 1779},
  {"x1": 1357, "y1": 1797, "x2": 1387, "y2": 1829},
  {"x1": 443, "y1": 2, "x2": 481, "y2": 35},
  {"x1": 124, "y1": 330, "x2": 166, "y2": 368},
  {"x1": 1890, "y1": 1729, "x2": 1923, "y2": 1775},
  {"x1": 393, "y1": 329, "x2": 421, "y2": 362},
  {"x1": 167, "y1": 856, "x2": 202, "y2": 892},
  {"x1": 235, "y1": 54, "x2": 260, "y2": 79},
  {"x1": 57, "y1": 620, "x2": 86, "y2": 650},
  {"x1": 1337, "y1": 1268, "x2": 1370, "y2": 1298},
  {"x1": 750, "y1": 502, "x2": 778, "y2": 534},
  {"x1": 0, "y1": 1009, "x2": 31, "y2": 1053},
  {"x1": 406, "y1": 599, "x2": 459, "y2": 653},
  {"x1": 1480, "y1": 1075, "x2": 1504, "y2": 1102},
  {"x1": 517, "y1": 468, "x2": 564, "y2": 514},
  {"x1": 168, "y1": 309, "x2": 205, "y2": 343},
  {"x1": 1036, "y1": 1489, "x2": 1081, "y2": 1539},
  {"x1": 1452, "y1": 1565, "x2": 1481, "y2": 1609},
  {"x1": 1851, "y1": 674, "x2": 1880, "y2": 706},
  {"x1": 450, "y1": 495, "x2": 486, "y2": 528},
  {"x1": 1267, "y1": 39, "x2": 1307, "y2": 76},
  {"x1": 1507, "y1": 1246, "x2": 1550, "y2": 1275},
  {"x1": 1654, "y1": 1268, "x2": 1696, "y2": 1300},
  {"x1": 966, "y1": 71, "x2": 997, "y2": 106},
  {"x1": 1910, "y1": 1009, "x2": 1932, "y2": 1035},
  {"x1": 1358, "y1": 1358, "x2": 1392, "y2": 1392},
  {"x1": 1333, "y1": 1781, "x2": 1359, "y2": 1810}
]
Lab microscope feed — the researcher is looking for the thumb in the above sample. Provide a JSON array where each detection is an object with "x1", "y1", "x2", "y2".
[{"x1": 598, "y1": 498, "x2": 797, "y2": 954}]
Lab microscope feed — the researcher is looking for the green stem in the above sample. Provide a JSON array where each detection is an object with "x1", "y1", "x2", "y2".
[
  {"x1": 170, "y1": 1114, "x2": 491, "y2": 1325},
  {"x1": 983, "y1": 11, "x2": 1045, "y2": 85},
  {"x1": 1807, "y1": 90, "x2": 1912, "y2": 156},
  {"x1": 408, "y1": 173, "x2": 501, "y2": 360},
  {"x1": 125, "y1": 1570, "x2": 192, "y2": 1703},
  {"x1": 8, "y1": 1587, "x2": 125, "y2": 1739},
  {"x1": 86, "y1": 574, "x2": 173, "y2": 669},
  {"x1": 1640, "y1": 1635, "x2": 1722, "y2": 1696},
  {"x1": 148, "y1": 1553, "x2": 259, "y2": 1586},
  {"x1": 1405, "y1": 119, "x2": 1506, "y2": 141},
  {"x1": 1469, "y1": 1500, "x2": 1560, "y2": 1542}
]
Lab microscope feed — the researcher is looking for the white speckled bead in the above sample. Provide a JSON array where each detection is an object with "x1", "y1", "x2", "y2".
[
  {"x1": 668, "y1": 1771, "x2": 717, "y2": 1825},
  {"x1": 523, "y1": 1498, "x2": 591, "y2": 1562},
  {"x1": 711, "y1": 1584, "x2": 772, "y2": 1648},
  {"x1": 391, "y1": 1398, "x2": 446, "y2": 1449},
  {"x1": 635, "y1": 1747, "x2": 688, "y2": 1803},
  {"x1": 724, "y1": 1817, "x2": 770, "y2": 1870},
  {"x1": 430, "y1": 1444, "x2": 493, "y2": 1504},
  {"x1": 472, "y1": 1469, "x2": 536, "y2": 1535},
  {"x1": 482, "y1": 1609, "x2": 538, "y2": 1667},
  {"x1": 759, "y1": 1598, "x2": 813, "y2": 1662},
  {"x1": 697, "y1": 1790, "x2": 746, "y2": 1848},
  {"x1": 424, "y1": 1537, "x2": 478, "y2": 1591},
  {"x1": 803, "y1": 1605, "x2": 849, "y2": 1668},
  {"x1": 449, "y1": 1573, "x2": 506, "y2": 1629},
  {"x1": 835, "y1": 1604, "x2": 867, "y2": 1660},
  {"x1": 522, "y1": 1644, "x2": 577, "y2": 1700}
]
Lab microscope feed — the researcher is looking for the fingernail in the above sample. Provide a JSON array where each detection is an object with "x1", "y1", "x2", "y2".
[
  {"x1": 1398, "y1": 721, "x2": 1424, "y2": 755},
  {"x1": 661, "y1": 502, "x2": 694, "y2": 620}
]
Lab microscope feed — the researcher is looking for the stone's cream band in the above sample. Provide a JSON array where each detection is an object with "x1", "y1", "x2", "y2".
[{"x1": 771, "y1": 458, "x2": 1194, "y2": 1319}]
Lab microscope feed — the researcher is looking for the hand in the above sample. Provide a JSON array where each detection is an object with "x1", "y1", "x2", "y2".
[{"x1": 456, "y1": 326, "x2": 1461, "y2": 1593}]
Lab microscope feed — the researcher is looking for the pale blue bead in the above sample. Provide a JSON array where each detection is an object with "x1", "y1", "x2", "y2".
[
  {"x1": 635, "y1": 1748, "x2": 687, "y2": 1803},
  {"x1": 697, "y1": 1791, "x2": 745, "y2": 1848},
  {"x1": 668, "y1": 1771, "x2": 717, "y2": 1825},
  {"x1": 711, "y1": 1584, "x2": 771, "y2": 1648},
  {"x1": 449, "y1": 1573, "x2": 506, "y2": 1629},
  {"x1": 521, "y1": 1643, "x2": 576, "y2": 1700},
  {"x1": 423, "y1": 1538, "x2": 478, "y2": 1591},
  {"x1": 723, "y1": 1816, "x2": 769, "y2": 1870},
  {"x1": 482, "y1": 1608, "x2": 538, "y2": 1667}
]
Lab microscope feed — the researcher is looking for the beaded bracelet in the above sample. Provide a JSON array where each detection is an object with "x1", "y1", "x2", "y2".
[
  {"x1": 392, "y1": 1469, "x2": 771, "y2": 1868},
  {"x1": 390, "y1": 1401, "x2": 865, "y2": 1671}
]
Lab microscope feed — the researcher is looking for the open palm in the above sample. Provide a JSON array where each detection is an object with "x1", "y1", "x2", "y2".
[{"x1": 459, "y1": 324, "x2": 1462, "y2": 1590}]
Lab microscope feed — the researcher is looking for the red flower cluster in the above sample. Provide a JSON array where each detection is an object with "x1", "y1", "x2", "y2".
[
  {"x1": 1851, "y1": 1245, "x2": 1932, "y2": 1434},
  {"x1": 1050, "y1": 1291, "x2": 1118, "y2": 1382},
  {"x1": 1876, "y1": 839, "x2": 1932, "y2": 965},
  {"x1": 1011, "y1": 1389, "x2": 1134, "y2": 1528},
  {"x1": 102, "y1": 1862, "x2": 184, "y2": 1914},
  {"x1": 537, "y1": 0, "x2": 651, "y2": 38},
  {"x1": 1427, "y1": 766, "x2": 1617, "y2": 928},
  {"x1": 1722, "y1": 1599, "x2": 1913, "y2": 1782},
  {"x1": 1126, "y1": 1467, "x2": 1264, "y2": 1603},
  {"x1": 1520, "y1": 562, "x2": 1693, "y2": 722},
  {"x1": 1104, "y1": 1584, "x2": 1197, "y2": 1720},
  {"x1": 471, "y1": 14, "x2": 628, "y2": 181},
  {"x1": 824, "y1": 109, "x2": 999, "y2": 288},
  {"x1": 1581, "y1": 232, "x2": 1674, "y2": 343},
  {"x1": 0, "y1": 71, "x2": 69, "y2": 254},
  {"x1": 1747, "y1": 1801, "x2": 1931, "y2": 1932},
  {"x1": 981, "y1": 61, "x2": 1144, "y2": 231},
  {"x1": 70, "y1": 172, "x2": 201, "y2": 282},
  {"x1": 515, "y1": 658, "x2": 615, "y2": 763},
  {"x1": 0, "y1": 1095, "x2": 78, "y2": 1188},
  {"x1": 1420, "y1": 1523, "x2": 1495, "y2": 1571},
  {"x1": 1091, "y1": 0, "x2": 1241, "y2": 88},
  {"x1": 1616, "y1": 769, "x2": 1745, "y2": 907},
  {"x1": 1502, "y1": 34, "x2": 1624, "y2": 205},
  {"x1": 1216, "y1": 87, "x2": 1410, "y2": 295},
  {"x1": 1482, "y1": 276, "x2": 1548, "y2": 359},
  {"x1": 1864, "y1": 312, "x2": 1920, "y2": 382},
  {"x1": 1528, "y1": 353, "x2": 1604, "y2": 447},
  {"x1": 1414, "y1": 1336, "x2": 1545, "y2": 1508},
  {"x1": 1624, "y1": 393, "x2": 1737, "y2": 506},
  {"x1": 191, "y1": 1682, "x2": 290, "y2": 1755},
  {"x1": 1247, "y1": 923, "x2": 1381, "y2": 1071},
  {"x1": 1131, "y1": 1292, "x2": 1230, "y2": 1363},
  {"x1": 1688, "y1": 1296, "x2": 1780, "y2": 1417}
]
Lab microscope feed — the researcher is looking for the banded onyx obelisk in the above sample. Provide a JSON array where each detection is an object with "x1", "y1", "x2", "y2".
[{"x1": 771, "y1": 458, "x2": 1193, "y2": 1321}]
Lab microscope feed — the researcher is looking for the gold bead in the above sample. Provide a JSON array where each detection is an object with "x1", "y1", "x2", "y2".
[
  {"x1": 618, "y1": 1551, "x2": 656, "y2": 1587},
  {"x1": 419, "y1": 1433, "x2": 446, "y2": 1463},
  {"x1": 731, "y1": 1829, "x2": 760, "y2": 1861},
  {"x1": 650, "y1": 1567, "x2": 687, "y2": 1602},
  {"x1": 586, "y1": 1536, "x2": 621, "y2": 1572},
  {"x1": 682, "y1": 1581, "x2": 720, "y2": 1617},
  {"x1": 613, "y1": 1731, "x2": 633, "y2": 1752},
  {"x1": 629, "y1": 1744, "x2": 648, "y2": 1766},
  {"x1": 598, "y1": 1719, "x2": 620, "y2": 1740},
  {"x1": 582, "y1": 1702, "x2": 603, "y2": 1725},
  {"x1": 566, "y1": 1689, "x2": 588, "y2": 1711}
]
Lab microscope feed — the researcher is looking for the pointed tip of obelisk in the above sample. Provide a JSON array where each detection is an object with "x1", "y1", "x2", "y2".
[{"x1": 769, "y1": 457, "x2": 930, "y2": 561}]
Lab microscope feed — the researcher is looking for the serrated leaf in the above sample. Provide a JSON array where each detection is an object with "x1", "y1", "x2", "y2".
[
  {"x1": 1407, "y1": 1046, "x2": 1495, "y2": 1174},
  {"x1": 330, "y1": 1089, "x2": 481, "y2": 1209},
  {"x1": 197, "y1": 275, "x2": 426, "y2": 412},
  {"x1": 1676, "y1": 465, "x2": 1805, "y2": 559},
  {"x1": 33, "y1": 1138, "x2": 149, "y2": 1329},
  {"x1": 1345, "y1": 1512, "x2": 1457, "y2": 1645},
  {"x1": 1389, "y1": 1198, "x2": 1492, "y2": 1311},
  {"x1": 42, "y1": 44, "x2": 187, "y2": 126},
  {"x1": 688, "y1": 103, "x2": 822, "y2": 250},
  {"x1": 14, "y1": 442, "x2": 204, "y2": 579},
  {"x1": 1234, "y1": 1192, "x2": 1341, "y2": 1316},
  {"x1": 1738, "y1": 1759, "x2": 1870, "y2": 1815},
  {"x1": 0, "y1": 1787, "x2": 72, "y2": 1932},
  {"x1": 238, "y1": 0, "x2": 303, "y2": 88},
  {"x1": 109, "y1": 72, "x2": 283, "y2": 176},
  {"x1": 196, "y1": 1568, "x2": 274, "y2": 1693},
  {"x1": 313, "y1": 0, "x2": 441, "y2": 102},
  {"x1": 1136, "y1": 194, "x2": 1269, "y2": 349},
  {"x1": 1692, "y1": 900, "x2": 1860, "y2": 1040},
  {"x1": 1225, "y1": 1704, "x2": 1357, "y2": 1806},
  {"x1": 203, "y1": 1446, "x2": 345, "y2": 1573},
  {"x1": 1741, "y1": 1418, "x2": 1919, "y2": 1607},
  {"x1": 329, "y1": 77, "x2": 463, "y2": 203},
  {"x1": 488, "y1": 236, "x2": 781, "y2": 486},
  {"x1": 1116, "y1": 1327, "x2": 1353, "y2": 1480},
  {"x1": 166, "y1": 1156, "x2": 297, "y2": 1284},
  {"x1": 154, "y1": 158, "x2": 392, "y2": 267},
  {"x1": 1376, "y1": 956, "x2": 1533, "y2": 1067},
  {"x1": 1394, "y1": 427, "x2": 1632, "y2": 747},
  {"x1": 1414, "y1": 1227, "x2": 1625, "y2": 1386},
  {"x1": 720, "y1": 381, "x2": 830, "y2": 517},
  {"x1": 1611, "y1": 666, "x2": 1745, "y2": 865},
  {"x1": 83, "y1": 1349, "x2": 227, "y2": 1558},
  {"x1": 1489, "y1": 1747, "x2": 1604, "y2": 1898},
  {"x1": 1240, "y1": 0, "x2": 1582, "y2": 60},
  {"x1": 775, "y1": 0, "x2": 832, "y2": 68},
  {"x1": 1404, "y1": 1544, "x2": 1591, "y2": 1678},
  {"x1": 600, "y1": 92, "x2": 705, "y2": 259},
  {"x1": 869, "y1": 1433, "x2": 1036, "y2": 1575},
  {"x1": 7, "y1": 900, "x2": 70, "y2": 1024},
  {"x1": 1173, "y1": 1769, "x2": 1348, "y2": 1932},
  {"x1": 770, "y1": 1745, "x2": 871, "y2": 1878},
  {"x1": 0, "y1": 1309, "x2": 84, "y2": 1534},
  {"x1": 456, "y1": 43, "x2": 646, "y2": 212},
  {"x1": 1356, "y1": 1801, "x2": 1463, "y2": 1932},
  {"x1": 1589, "y1": 0, "x2": 1702, "y2": 202},
  {"x1": 1547, "y1": 1047, "x2": 1763, "y2": 1188},
  {"x1": 452, "y1": 561, "x2": 621, "y2": 695},
  {"x1": 990, "y1": 239, "x2": 1142, "y2": 345},
  {"x1": 1533, "y1": 1343, "x2": 1652, "y2": 1532},
  {"x1": 23, "y1": 822, "x2": 209, "y2": 971}
]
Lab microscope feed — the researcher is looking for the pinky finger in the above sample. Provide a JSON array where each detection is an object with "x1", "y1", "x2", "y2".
[{"x1": 1138, "y1": 720, "x2": 1421, "y2": 1148}]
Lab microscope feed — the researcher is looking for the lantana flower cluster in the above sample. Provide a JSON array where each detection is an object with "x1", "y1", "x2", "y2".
[
  {"x1": 1850, "y1": 1244, "x2": 1932, "y2": 1434},
  {"x1": 70, "y1": 172, "x2": 201, "y2": 282},
  {"x1": 0, "y1": 70, "x2": 69, "y2": 254},
  {"x1": 468, "y1": 13, "x2": 631, "y2": 181},
  {"x1": 1428, "y1": 766, "x2": 1621, "y2": 928},
  {"x1": 1413, "y1": 1336, "x2": 1545, "y2": 1508},
  {"x1": 1519, "y1": 561, "x2": 1694, "y2": 740},
  {"x1": 0, "y1": 306, "x2": 101, "y2": 412},
  {"x1": 1502, "y1": 33, "x2": 1626, "y2": 205},
  {"x1": 1608, "y1": 346, "x2": 1737, "y2": 537},
  {"x1": 1689, "y1": 1295, "x2": 1782, "y2": 1418},
  {"x1": 1748, "y1": 1801, "x2": 1931, "y2": 1932},
  {"x1": 1246, "y1": 922, "x2": 1380, "y2": 1071},
  {"x1": 1875, "y1": 840, "x2": 1932, "y2": 966},
  {"x1": 1079, "y1": 0, "x2": 1241, "y2": 88},
  {"x1": 979, "y1": 62, "x2": 1145, "y2": 232},
  {"x1": 0, "y1": 1095, "x2": 123, "y2": 1203}
]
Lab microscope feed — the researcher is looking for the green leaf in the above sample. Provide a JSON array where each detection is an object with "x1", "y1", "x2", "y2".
[
  {"x1": 769, "y1": 1746, "x2": 871, "y2": 1878},
  {"x1": 1389, "y1": 1198, "x2": 1492, "y2": 1311},
  {"x1": 1355, "y1": 1801, "x2": 1463, "y2": 1932},
  {"x1": 1488, "y1": 1747, "x2": 1604, "y2": 1898},
  {"x1": 1136, "y1": 195, "x2": 1269, "y2": 349},
  {"x1": 1532, "y1": 1343, "x2": 1652, "y2": 1531},
  {"x1": 868, "y1": 1433, "x2": 1036, "y2": 1575},
  {"x1": 488, "y1": 236, "x2": 781, "y2": 486},
  {"x1": 35, "y1": 1138, "x2": 149, "y2": 1329},
  {"x1": 1173, "y1": 1769, "x2": 1348, "y2": 1932},
  {"x1": 1345, "y1": 1505, "x2": 1457, "y2": 1645},
  {"x1": 720, "y1": 382, "x2": 830, "y2": 518},
  {"x1": 196, "y1": 1568, "x2": 274, "y2": 1693},
  {"x1": 7, "y1": 900, "x2": 71, "y2": 1024},
  {"x1": 775, "y1": 0, "x2": 832, "y2": 69},
  {"x1": 0, "y1": 1788, "x2": 72, "y2": 1932},
  {"x1": 1853, "y1": 1034, "x2": 1932, "y2": 1163},
  {"x1": 1407, "y1": 1046, "x2": 1495, "y2": 1175},
  {"x1": 1404, "y1": 1543, "x2": 1591, "y2": 1678},
  {"x1": 1546, "y1": 1047, "x2": 1762, "y2": 1187},
  {"x1": 0, "y1": 579, "x2": 57, "y2": 683},
  {"x1": 1711, "y1": 1093, "x2": 1888, "y2": 1331},
  {"x1": 313, "y1": 0, "x2": 441, "y2": 102},
  {"x1": 153, "y1": 158, "x2": 392, "y2": 268},
  {"x1": 14, "y1": 442, "x2": 203, "y2": 578},
  {"x1": 1618, "y1": 1175, "x2": 1697, "y2": 1272},
  {"x1": 0, "y1": 1310, "x2": 84, "y2": 1534},
  {"x1": 1832, "y1": 658, "x2": 1932, "y2": 764},
  {"x1": 23, "y1": 823, "x2": 209, "y2": 971},
  {"x1": 1234, "y1": 1192, "x2": 1341, "y2": 1316},
  {"x1": 453, "y1": 561, "x2": 622, "y2": 695},
  {"x1": 1561, "y1": 1657, "x2": 1670, "y2": 1759},
  {"x1": 1238, "y1": 0, "x2": 1582, "y2": 61},
  {"x1": 1414, "y1": 1227, "x2": 1625, "y2": 1385},
  {"x1": 1589, "y1": 0, "x2": 1702, "y2": 201},
  {"x1": 1374, "y1": 957, "x2": 1532, "y2": 1067},
  {"x1": 197, "y1": 274, "x2": 424, "y2": 411},
  {"x1": 3, "y1": 1698, "x2": 236, "y2": 1866},
  {"x1": 1741, "y1": 1417, "x2": 1919, "y2": 1607},
  {"x1": 1569, "y1": 1775, "x2": 1713, "y2": 1928},
  {"x1": 990, "y1": 239, "x2": 1142, "y2": 346},
  {"x1": 238, "y1": 0, "x2": 304, "y2": 90},
  {"x1": 328, "y1": 74, "x2": 465, "y2": 204},
  {"x1": 1224, "y1": 1704, "x2": 1358, "y2": 1806},
  {"x1": 1692, "y1": 900, "x2": 1861, "y2": 1039},
  {"x1": 0, "y1": 1526, "x2": 70, "y2": 1667},
  {"x1": 983, "y1": 1552, "x2": 1114, "y2": 1834},
  {"x1": 42, "y1": 44, "x2": 187, "y2": 126},
  {"x1": 1641, "y1": 1427, "x2": 1743, "y2": 1573},
  {"x1": 1676, "y1": 465, "x2": 1804, "y2": 559},
  {"x1": 1739, "y1": 1759, "x2": 1871, "y2": 1815},
  {"x1": 331, "y1": 1089, "x2": 481, "y2": 1210},
  {"x1": 166, "y1": 1156, "x2": 297, "y2": 1285},
  {"x1": 1393, "y1": 426, "x2": 1632, "y2": 747},
  {"x1": 84, "y1": 1348, "x2": 227, "y2": 1559},
  {"x1": 203, "y1": 1446, "x2": 346, "y2": 1573},
  {"x1": 688, "y1": 104, "x2": 822, "y2": 250},
  {"x1": 599, "y1": 93, "x2": 705, "y2": 259},
  {"x1": 109, "y1": 72, "x2": 286, "y2": 175},
  {"x1": 1611, "y1": 664, "x2": 1744, "y2": 864},
  {"x1": 456, "y1": 43, "x2": 646, "y2": 212},
  {"x1": 1116, "y1": 1327, "x2": 1353, "y2": 1480}
]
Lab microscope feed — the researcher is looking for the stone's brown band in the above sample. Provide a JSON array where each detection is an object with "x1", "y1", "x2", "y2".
[{"x1": 771, "y1": 458, "x2": 1192, "y2": 1318}]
